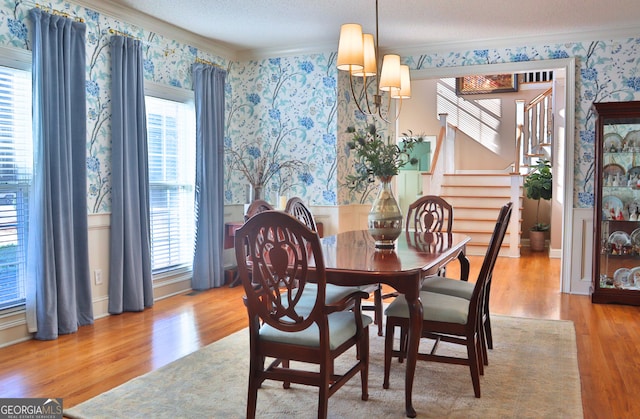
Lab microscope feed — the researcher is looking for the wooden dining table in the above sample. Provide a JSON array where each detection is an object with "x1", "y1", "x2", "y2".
[{"x1": 319, "y1": 229, "x2": 471, "y2": 418}]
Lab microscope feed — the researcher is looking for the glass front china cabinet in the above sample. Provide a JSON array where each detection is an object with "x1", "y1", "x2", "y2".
[{"x1": 593, "y1": 101, "x2": 640, "y2": 305}]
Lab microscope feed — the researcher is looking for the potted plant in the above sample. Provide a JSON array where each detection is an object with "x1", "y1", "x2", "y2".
[{"x1": 523, "y1": 159, "x2": 552, "y2": 251}]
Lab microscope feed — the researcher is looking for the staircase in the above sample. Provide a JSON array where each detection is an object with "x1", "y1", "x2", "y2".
[
  {"x1": 439, "y1": 172, "x2": 521, "y2": 257},
  {"x1": 420, "y1": 80, "x2": 555, "y2": 258}
]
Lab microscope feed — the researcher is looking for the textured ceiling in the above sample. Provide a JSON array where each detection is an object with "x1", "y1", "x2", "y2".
[{"x1": 87, "y1": 0, "x2": 640, "y2": 57}]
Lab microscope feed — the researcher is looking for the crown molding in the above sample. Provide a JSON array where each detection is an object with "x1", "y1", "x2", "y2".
[
  {"x1": 392, "y1": 25, "x2": 640, "y2": 57},
  {"x1": 236, "y1": 41, "x2": 337, "y2": 61},
  {"x1": 240, "y1": 25, "x2": 640, "y2": 62},
  {"x1": 408, "y1": 57, "x2": 574, "y2": 80},
  {"x1": 66, "y1": 2, "x2": 640, "y2": 64},
  {"x1": 72, "y1": 0, "x2": 237, "y2": 61}
]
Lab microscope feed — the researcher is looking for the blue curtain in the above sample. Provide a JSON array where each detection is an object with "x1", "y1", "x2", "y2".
[
  {"x1": 26, "y1": 9, "x2": 93, "y2": 340},
  {"x1": 108, "y1": 36, "x2": 153, "y2": 313},
  {"x1": 191, "y1": 63, "x2": 227, "y2": 289}
]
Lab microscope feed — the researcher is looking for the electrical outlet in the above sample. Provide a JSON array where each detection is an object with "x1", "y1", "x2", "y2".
[{"x1": 94, "y1": 269, "x2": 103, "y2": 285}]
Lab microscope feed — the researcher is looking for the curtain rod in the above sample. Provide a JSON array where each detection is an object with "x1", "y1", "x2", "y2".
[
  {"x1": 108, "y1": 28, "x2": 140, "y2": 40},
  {"x1": 31, "y1": 2, "x2": 85, "y2": 22},
  {"x1": 194, "y1": 57, "x2": 224, "y2": 69}
]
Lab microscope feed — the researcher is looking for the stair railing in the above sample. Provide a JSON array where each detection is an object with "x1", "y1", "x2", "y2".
[
  {"x1": 515, "y1": 87, "x2": 553, "y2": 174},
  {"x1": 421, "y1": 113, "x2": 449, "y2": 196}
]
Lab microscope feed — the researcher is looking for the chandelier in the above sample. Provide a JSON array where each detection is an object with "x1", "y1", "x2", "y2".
[{"x1": 336, "y1": 0, "x2": 411, "y2": 123}]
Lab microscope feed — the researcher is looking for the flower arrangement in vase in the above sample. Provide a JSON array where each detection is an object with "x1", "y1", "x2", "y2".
[
  {"x1": 225, "y1": 136, "x2": 307, "y2": 202},
  {"x1": 345, "y1": 124, "x2": 424, "y2": 247}
]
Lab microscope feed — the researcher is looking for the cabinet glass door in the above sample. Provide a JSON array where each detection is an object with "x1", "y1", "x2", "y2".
[{"x1": 593, "y1": 101, "x2": 640, "y2": 305}]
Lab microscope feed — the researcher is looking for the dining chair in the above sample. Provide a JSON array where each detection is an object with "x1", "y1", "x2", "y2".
[
  {"x1": 285, "y1": 197, "x2": 317, "y2": 231},
  {"x1": 382, "y1": 202, "x2": 512, "y2": 398},
  {"x1": 234, "y1": 199, "x2": 276, "y2": 288},
  {"x1": 421, "y1": 202, "x2": 513, "y2": 354},
  {"x1": 376, "y1": 195, "x2": 457, "y2": 325},
  {"x1": 406, "y1": 194, "x2": 453, "y2": 233},
  {"x1": 244, "y1": 199, "x2": 274, "y2": 221},
  {"x1": 235, "y1": 211, "x2": 372, "y2": 418},
  {"x1": 284, "y1": 197, "x2": 383, "y2": 334},
  {"x1": 406, "y1": 194, "x2": 466, "y2": 279}
]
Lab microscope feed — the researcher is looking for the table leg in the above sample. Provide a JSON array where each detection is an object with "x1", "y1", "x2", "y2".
[
  {"x1": 458, "y1": 251, "x2": 470, "y2": 281},
  {"x1": 404, "y1": 289, "x2": 423, "y2": 418},
  {"x1": 228, "y1": 270, "x2": 241, "y2": 288}
]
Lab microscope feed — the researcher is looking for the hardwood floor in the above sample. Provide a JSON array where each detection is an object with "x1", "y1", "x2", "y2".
[{"x1": 1, "y1": 249, "x2": 639, "y2": 418}]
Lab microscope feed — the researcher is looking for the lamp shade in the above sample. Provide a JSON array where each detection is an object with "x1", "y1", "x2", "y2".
[
  {"x1": 378, "y1": 54, "x2": 401, "y2": 91},
  {"x1": 352, "y1": 33, "x2": 377, "y2": 77},
  {"x1": 391, "y1": 65, "x2": 411, "y2": 99},
  {"x1": 337, "y1": 24, "x2": 364, "y2": 72}
]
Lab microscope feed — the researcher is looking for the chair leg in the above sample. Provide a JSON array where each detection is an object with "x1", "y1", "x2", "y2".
[
  {"x1": 383, "y1": 320, "x2": 396, "y2": 389},
  {"x1": 467, "y1": 336, "x2": 481, "y2": 398},
  {"x1": 476, "y1": 330, "x2": 485, "y2": 376},
  {"x1": 485, "y1": 314, "x2": 493, "y2": 350},
  {"x1": 247, "y1": 358, "x2": 260, "y2": 419},
  {"x1": 398, "y1": 326, "x2": 407, "y2": 363},
  {"x1": 361, "y1": 327, "x2": 370, "y2": 401},
  {"x1": 282, "y1": 359, "x2": 291, "y2": 388},
  {"x1": 318, "y1": 364, "x2": 330, "y2": 419},
  {"x1": 374, "y1": 286, "x2": 383, "y2": 336},
  {"x1": 479, "y1": 320, "x2": 488, "y2": 368}
]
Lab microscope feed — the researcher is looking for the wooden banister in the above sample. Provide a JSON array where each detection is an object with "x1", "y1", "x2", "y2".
[
  {"x1": 426, "y1": 123, "x2": 447, "y2": 176},
  {"x1": 525, "y1": 87, "x2": 553, "y2": 112},
  {"x1": 514, "y1": 124, "x2": 523, "y2": 174}
]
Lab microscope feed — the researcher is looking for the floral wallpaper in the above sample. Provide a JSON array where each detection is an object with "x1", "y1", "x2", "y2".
[
  {"x1": 222, "y1": 36, "x2": 640, "y2": 209},
  {"x1": 0, "y1": 0, "x2": 227, "y2": 214},
  {"x1": 0, "y1": 0, "x2": 638, "y2": 211},
  {"x1": 225, "y1": 54, "x2": 338, "y2": 205}
]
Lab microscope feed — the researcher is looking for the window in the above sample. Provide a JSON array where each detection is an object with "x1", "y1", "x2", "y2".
[
  {"x1": 0, "y1": 65, "x2": 32, "y2": 310},
  {"x1": 145, "y1": 94, "x2": 196, "y2": 275}
]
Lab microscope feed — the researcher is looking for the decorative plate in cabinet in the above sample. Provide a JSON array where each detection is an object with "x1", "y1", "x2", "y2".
[
  {"x1": 602, "y1": 195, "x2": 625, "y2": 220},
  {"x1": 604, "y1": 133, "x2": 623, "y2": 152},
  {"x1": 613, "y1": 268, "x2": 631, "y2": 288}
]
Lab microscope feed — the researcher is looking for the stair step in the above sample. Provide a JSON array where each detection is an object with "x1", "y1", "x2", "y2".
[
  {"x1": 455, "y1": 230, "x2": 515, "y2": 241},
  {"x1": 442, "y1": 173, "x2": 513, "y2": 187},
  {"x1": 441, "y1": 185, "x2": 514, "y2": 198},
  {"x1": 436, "y1": 171, "x2": 522, "y2": 258},
  {"x1": 453, "y1": 206, "x2": 512, "y2": 217},
  {"x1": 454, "y1": 219, "x2": 503, "y2": 231},
  {"x1": 442, "y1": 196, "x2": 512, "y2": 208}
]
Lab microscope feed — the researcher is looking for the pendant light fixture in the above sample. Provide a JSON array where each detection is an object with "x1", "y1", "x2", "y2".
[{"x1": 337, "y1": 0, "x2": 411, "y2": 123}]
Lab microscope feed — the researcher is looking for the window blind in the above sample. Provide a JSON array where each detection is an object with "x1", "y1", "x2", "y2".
[
  {"x1": 0, "y1": 65, "x2": 32, "y2": 310},
  {"x1": 145, "y1": 96, "x2": 196, "y2": 273}
]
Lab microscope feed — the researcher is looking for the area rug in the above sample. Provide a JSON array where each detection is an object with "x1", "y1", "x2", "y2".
[{"x1": 64, "y1": 315, "x2": 582, "y2": 419}]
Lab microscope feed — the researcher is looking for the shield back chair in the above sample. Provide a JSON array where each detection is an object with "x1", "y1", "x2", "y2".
[
  {"x1": 421, "y1": 202, "x2": 513, "y2": 354},
  {"x1": 376, "y1": 195, "x2": 459, "y2": 327},
  {"x1": 406, "y1": 195, "x2": 453, "y2": 234},
  {"x1": 245, "y1": 199, "x2": 274, "y2": 221},
  {"x1": 232, "y1": 199, "x2": 275, "y2": 288},
  {"x1": 406, "y1": 195, "x2": 467, "y2": 280},
  {"x1": 285, "y1": 197, "x2": 317, "y2": 231},
  {"x1": 235, "y1": 211, "x2": 372, "y2": 419},
  {"x1": 382, "y1": 202, "x2": 512, "y2": 398}
]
